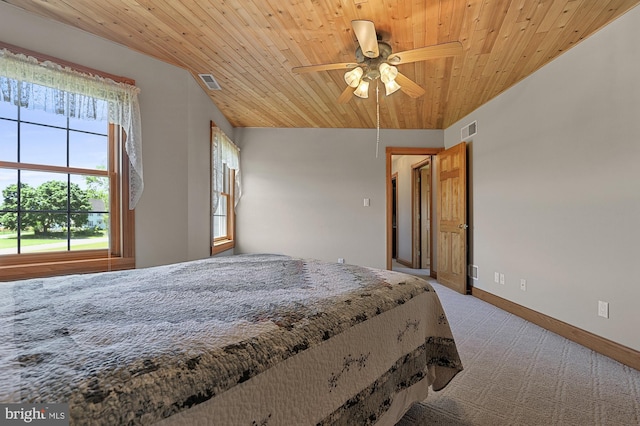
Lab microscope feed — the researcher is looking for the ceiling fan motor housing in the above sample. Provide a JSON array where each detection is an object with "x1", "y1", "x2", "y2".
[
  {"x1": 355, "y1": 41, "x2": 392, "y2": 62},
  {"x1": 356, "y1": 42, "x2": 392, "y2": 80}
]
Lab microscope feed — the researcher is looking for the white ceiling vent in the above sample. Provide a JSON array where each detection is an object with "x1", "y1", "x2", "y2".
[
  {"x1": 198, "y1": 73, "x2": 222, "y2": 90},
  {"x1": 461, "y1": 120, "x2": 477, "y2": 141}
]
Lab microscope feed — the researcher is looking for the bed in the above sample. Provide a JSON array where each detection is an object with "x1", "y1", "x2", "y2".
[{"x1": 0, "y1": 254, "x2": 462, "y2": 425}]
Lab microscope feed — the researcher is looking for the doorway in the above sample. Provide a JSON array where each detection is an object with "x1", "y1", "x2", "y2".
[
  {"x1": 412, "y1": 157, "x2": 432, "y2": 271},
  {"x1": 385, "y1": 147, "x2": 442, "y2": 272},
  {"x1": 386, "y1": 144, "x2": 470, "y2": 294}
]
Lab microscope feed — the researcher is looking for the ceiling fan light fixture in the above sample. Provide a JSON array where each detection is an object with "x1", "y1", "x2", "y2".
[
  {"x1": 354, "y1": 80, "x2": 370, "y2": 98},
  {"x1": 344, "y1": 67, "x2": 364, "y2": 88},
  {"x1": 384, "y1": 79, "x2": 402, "y2": 96},
  {"x1": 379, "y1": 63, "x2": 398, "y2": 84}
]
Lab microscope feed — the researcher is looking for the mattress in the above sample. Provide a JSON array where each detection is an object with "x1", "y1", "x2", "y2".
[{"x1": 0, "y1": 254, "x2": 462, "y2": 425}]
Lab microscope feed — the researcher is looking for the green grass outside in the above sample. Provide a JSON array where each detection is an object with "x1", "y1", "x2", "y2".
[{"x1": 0, "y1": 230, "x2": 107, "y2": 250}]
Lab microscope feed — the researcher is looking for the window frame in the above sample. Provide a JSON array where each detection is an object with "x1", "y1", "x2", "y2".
[
  {"x1": 211, "y1": 122, "x2": 236, "y2": 255},
  {"x1": 212, "y1": 168, "x2": 235, "y2": 253},
  {"x1": 0, "y1": 43, "x2": 135, "y2": 281}
]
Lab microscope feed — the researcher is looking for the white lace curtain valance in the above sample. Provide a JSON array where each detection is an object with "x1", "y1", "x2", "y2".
[
  {"x1": 212, "y1": 127, "x2": 241, "y2": 215},
  {"x1": 0, "y1": 48, "x2": 143, "y2": 208}
]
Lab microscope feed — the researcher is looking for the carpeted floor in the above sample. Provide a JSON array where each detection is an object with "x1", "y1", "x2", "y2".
[{"x1": 394, "y1": 270, "x2": 640, "y2": 426}]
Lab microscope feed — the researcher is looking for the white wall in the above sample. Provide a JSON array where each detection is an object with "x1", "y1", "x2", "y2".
[
  {"x1": 0, "y1": 3, "x2": 233, "y2": 268},
  {"x1": 234, "y1": 128, "x2": 442, "y2": 269},
  {"x1": 444, "y1": 5, "x2": 640, "y2": 351}
]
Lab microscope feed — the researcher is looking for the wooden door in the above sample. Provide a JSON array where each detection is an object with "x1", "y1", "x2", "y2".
[{"x1": 437, "y1": 142, "x2": 467, "y2": 294}]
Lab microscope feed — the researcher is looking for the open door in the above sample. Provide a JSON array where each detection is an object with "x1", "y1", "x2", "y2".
[{"x1": 436, "y1": 142, "x2": 467, "y2": 294}]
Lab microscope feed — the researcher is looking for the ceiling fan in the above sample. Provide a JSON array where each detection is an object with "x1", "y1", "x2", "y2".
[{"x1": 292, "y1": 20, "x2": 463, "y2": 103}]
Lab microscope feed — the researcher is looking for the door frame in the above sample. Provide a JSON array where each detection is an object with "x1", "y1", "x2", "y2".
[{"x1": 386, "y1": 147, "x2": 443, "y2": 270}]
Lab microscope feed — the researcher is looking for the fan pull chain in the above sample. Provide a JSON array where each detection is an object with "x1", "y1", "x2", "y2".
[{"x1": 376, "y1": 82, "x2": 380, "y2": 158}]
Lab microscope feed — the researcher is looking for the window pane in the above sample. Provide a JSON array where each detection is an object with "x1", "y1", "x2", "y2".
[
  {"x1": 0, "y1": 168, "x2": 17, "y2": 208},
  {"x1": 222, "y1": 164, "x2": 230, "y2": 193},
  {"x1": 69, "y1": 98, "x2": 108, "y2": 133},
  {"x1": 213, "y1": 215, "x2": 227, "y2": 239},
  {"x1": 0, "y1": 227, "x2": 17, "y2": 254},
  {"x1": 0, "y1": 119, "x2": 18, "y2": 162},
  {"x1": 21, "y1": 171, "x2": 68, "y2": 212},
  {"x1": 70, "y1": 212, "x2": 109, "y2": 251},
  {"x1": 20, "y1": 106, "x2": 68, "y2": 128},
  {"x1": 0, "y1": 169, "x2": 18, "y2": 248},
  {"x1": 70, "y1": 173, "x2": 108, "y2": 210},
  {"x1": 0, "y1": 99, "x2": 17, "y2": 120},
  {"x1": 19, "y1": 82, "x2": 68, "y2": 127},
  {"x1": 69, "y1": 174, "x2": 104, "y2": 231},
  {"x1": 20, "y1": 122, "x2": 67, "y2": 167},
  {"x1": 0, "y1": 225, "x2": 18, "y2": 254},
  {"x1": 69, "y1": 131, "x2": 108, "y2": 170},
  {"x1": 213, "y1": 195, "x2": 228, "y2": 239},
  {"x1": 214, "y1": 194, "x2": 227, "y2": 217},
  {"x1": 20, "y1": 212, "x2": 68, "y2": 253}
]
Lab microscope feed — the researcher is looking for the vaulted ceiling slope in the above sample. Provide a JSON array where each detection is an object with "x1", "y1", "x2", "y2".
[{"x1": 5, "y1": 0, "x2": 638, "y2": 129}]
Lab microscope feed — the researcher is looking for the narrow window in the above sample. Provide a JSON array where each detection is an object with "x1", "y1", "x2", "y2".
[{"x1": 211, "y1": 122, "x2": 240, "y2": 255}]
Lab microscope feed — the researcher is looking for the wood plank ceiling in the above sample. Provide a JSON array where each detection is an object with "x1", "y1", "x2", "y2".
[{"x1": 4, "y1": 0, "x2": 638, "y2": 129}]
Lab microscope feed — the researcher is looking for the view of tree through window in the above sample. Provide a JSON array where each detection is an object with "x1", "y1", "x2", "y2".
[{"x1": 0, "y1": 83, "x2": 110, "y2": 255}]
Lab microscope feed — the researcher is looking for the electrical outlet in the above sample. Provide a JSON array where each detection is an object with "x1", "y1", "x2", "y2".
[
  {"x1": 494, "y1": 272, "x2": 500, "y2": 283},
  {"x1": 499, "y1": 273, "x2": 505, "y2": 285},
  {"x1": 338, "y1": 258, "x2": 345, "y2": 264},
  {"x1": 598, "y1": 301, "x2": 609, "y2": 318},
  {"x1": 520, "y1": 279, "x2": 527, "y2": 291}
]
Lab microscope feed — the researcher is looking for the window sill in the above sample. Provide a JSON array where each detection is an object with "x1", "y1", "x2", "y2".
[
  {"x1": 0, "y1": 255, "x2": 135, "y2": 282},
  {"x1": 212, "y1": 239, "x2": 235, "y2": 255}
]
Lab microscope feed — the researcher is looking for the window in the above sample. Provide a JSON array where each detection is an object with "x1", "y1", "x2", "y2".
[
  {"x1": 0, "y1": 43, "x2": 142, "y2": 281},
  {"x1": 211, "y1": 123, "x2": 240, "y2": 255},
  {"x1": 213, "y1": 163, "x2": 234, "y2": 241}
]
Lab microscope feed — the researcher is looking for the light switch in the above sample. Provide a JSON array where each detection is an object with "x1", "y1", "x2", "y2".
[{"x1": 363, "y1": 198, "x2": 370, "y2": 207}]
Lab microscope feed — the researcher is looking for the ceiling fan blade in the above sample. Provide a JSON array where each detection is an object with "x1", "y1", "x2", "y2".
[
  {"x1": 395, "y1": 72, "x2": 425, "y2": 98},
  {"x1": 292, "y1": 62, "x2": 359, "y2": 74},
  {"x1": 387, "y1": 41, "x2": 463, "y2": 65},
  {"x1": 338, "y1": 86, "x2": 355, "y2": 104},
  {"x1": 352, "y1": 20, "x2": 379, "y2": 58}
]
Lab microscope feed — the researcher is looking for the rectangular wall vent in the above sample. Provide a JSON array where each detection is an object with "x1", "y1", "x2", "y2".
[
  {"x1": 468, "y1": 264, "x2": 479, "y2": 280},
  {"x1": 461, "y1": 120, "x2": 477, "y2": 141},
  {"x1": 198, "y1": 73, "x2": 222, "y2": 90}
]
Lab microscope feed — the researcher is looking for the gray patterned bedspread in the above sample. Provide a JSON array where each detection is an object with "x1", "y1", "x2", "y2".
[{"x1": 0, "y1": 254, "x2": 462, "y2": 425}]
